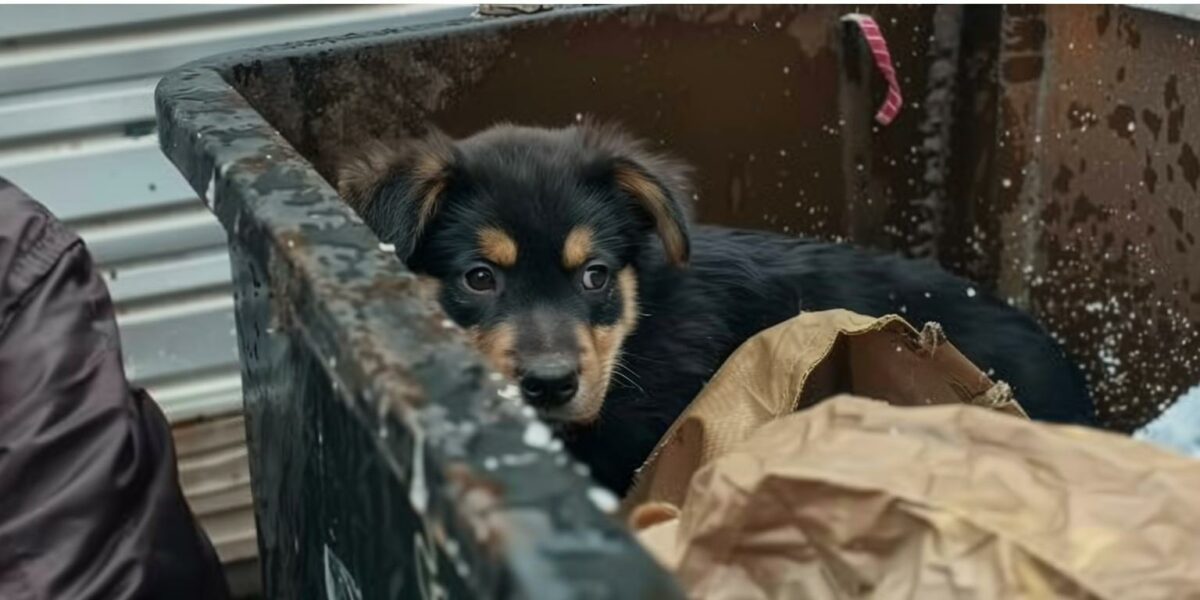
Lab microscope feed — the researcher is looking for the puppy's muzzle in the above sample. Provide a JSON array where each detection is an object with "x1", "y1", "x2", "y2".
[{"x1": 518, "y1": 355, "x2": 579, "y2": 409}]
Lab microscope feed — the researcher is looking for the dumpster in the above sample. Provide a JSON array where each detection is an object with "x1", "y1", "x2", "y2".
[{"x1": 156, "y1": 4, "x2": 1200, "y2": 598}]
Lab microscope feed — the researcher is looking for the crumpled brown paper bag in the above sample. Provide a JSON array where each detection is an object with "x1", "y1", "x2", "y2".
[
  {"x1": 624, "y1": 310, "x2": 1200, "y2": 599},
  {"x1": 634, "y1": 396, "x2": 1200, "y2": 599},
  {"x1": 623, "y1": 309, "x2": 1025, "y2": 511}
]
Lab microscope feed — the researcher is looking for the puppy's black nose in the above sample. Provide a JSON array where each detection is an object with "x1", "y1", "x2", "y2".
[{"x1": 519, "y1": 359, "x2": 579, "y2": 408}]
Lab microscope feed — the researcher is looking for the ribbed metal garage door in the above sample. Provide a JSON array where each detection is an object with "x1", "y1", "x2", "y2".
[
  {"x1": 0, "y1": 4, "x2": 470, "y2": 420},
  {"x1": 0, "y1": 5, "x2": 470, "y2": 595}
]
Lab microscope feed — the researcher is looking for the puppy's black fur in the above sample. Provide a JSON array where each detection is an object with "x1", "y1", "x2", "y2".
[{"x1": 340, "y1": 121, "x2": 1095, "y2": 495}]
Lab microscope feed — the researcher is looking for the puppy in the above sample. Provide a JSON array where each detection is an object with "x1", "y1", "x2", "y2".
[{"x1": 339, "y1": 120, "x2": 1095, "y2": 494}]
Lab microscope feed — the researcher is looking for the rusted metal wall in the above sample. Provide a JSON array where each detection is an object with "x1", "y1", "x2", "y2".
[
  {"x1": 227, "y1": 5, "x2": 1195, "y2": 430},
  {"x1": 229, "y1": 4, "x2": 1199, "y2": 431},
  {"x1": 960, "y1": 5, "x2": 1200, "y2": 430},
  {"x1": 232, "y1": 5, "x2": 939, "y2": 242}
]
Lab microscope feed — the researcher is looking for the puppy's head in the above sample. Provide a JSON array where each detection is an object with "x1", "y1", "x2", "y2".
[{"x1": 339, "y1": 120, "x2": 692, "y2": 424}]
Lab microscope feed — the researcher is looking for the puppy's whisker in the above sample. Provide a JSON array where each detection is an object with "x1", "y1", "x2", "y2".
[
  {"x1": 611, "y1": 359, "x2": 647, "y2": 398},
  {"x1": 616, "y1": 350, "x2": 671, "y2": 367},
  {"x1": 611, "y1": 369, "x2": 640, "y2": 392}
]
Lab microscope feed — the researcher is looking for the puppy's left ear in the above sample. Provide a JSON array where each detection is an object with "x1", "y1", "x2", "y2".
[
  {"x1": 337, "y1": 131, "x2": 456, "y2": 261},
  {"x1": 581, "y1": 121, "x2": 693, "y2": 266}
]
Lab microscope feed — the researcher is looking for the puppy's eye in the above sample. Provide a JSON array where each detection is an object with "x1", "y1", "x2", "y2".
[
  {"x1": 464, "y1": 266, "x2": 497, "y2": 292},
  {"x1": 581, "y1": 263, "x2": 610, "y2": 291}
]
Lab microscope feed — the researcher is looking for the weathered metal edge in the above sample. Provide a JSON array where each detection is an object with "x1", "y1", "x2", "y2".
[
  {"x1": 153, "y1": 7, "x2": 683, "y2": 599},
  {"x1": 163, "y1": 4, "x2": 616, "y2": 79}
]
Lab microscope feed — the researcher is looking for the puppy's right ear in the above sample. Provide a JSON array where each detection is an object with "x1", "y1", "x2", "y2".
[{"x1": 338, "y1": 131, "x2": 456, "y2": 261}]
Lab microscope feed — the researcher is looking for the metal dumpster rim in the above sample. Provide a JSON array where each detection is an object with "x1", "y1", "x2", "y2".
[{"x1": 154, "y1": 5, "x2": 684, "y2": 599}]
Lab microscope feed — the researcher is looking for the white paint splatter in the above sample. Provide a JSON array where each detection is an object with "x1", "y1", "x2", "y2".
[
  {"x1": 203, "y1": 173, "x2": 217, "y2": 210},
  {"x1": 522, "y1": 421, "x2": 553, "y2": 448},
  {"x1": 587, "y1": 487, "x2": 619, "y2": 513},
  {"x1": 409, "y1": 422, "x2": 428, "y2": 514},
  {"x1": 498, "y1": 384, "x2": 521, "y2": 402}
]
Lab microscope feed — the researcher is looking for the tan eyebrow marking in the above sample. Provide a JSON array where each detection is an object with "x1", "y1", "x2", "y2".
[
  {"x1": 562, "y1": 226, "x2": 594, "y2": 270},
  {"x1": 478, "y1": 227, "x2": 518, "y2": 267}
]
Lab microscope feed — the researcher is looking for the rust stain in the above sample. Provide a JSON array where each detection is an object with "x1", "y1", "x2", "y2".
[
  {"x1": 1051, "y1": 164, "x2": 1073, "y2": 195},
  {"x1": 1116, "y1": 10, "x2": 1142, "y2": 49},
  {"x1": 1002, "y1": 56, "x2": 1044, "y2": 83},
  {"x1": 1143, "y1": 153, "x2": 1158, "y2": 194},
  {"x1": 1095, "y1": 6, "x2": 1112, "y2": 35},
  {"x1": 1169, "y1": 207, "x2": 1185, "y2": 232},
  {"x1": 1065, "y1": 193, "x2": 1105, "y2": 228},
  {"x1": 1106, "y1": 104, "x2": 1136, "y2": 142},
  {"x1": 1165, "y1": 75, "x2": 1185, "y2": 144},
  {"x1": 1141, "y1": 109, "x2": 1162, "y2": 140},
  {"x1": 1177, "y1": 143, "x2": 1199, "y2": 191}
]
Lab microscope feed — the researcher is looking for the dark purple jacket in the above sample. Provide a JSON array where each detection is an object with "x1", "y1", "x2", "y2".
[{"x1": 0, "y1": 179, "x2": 231, "y2": 599}]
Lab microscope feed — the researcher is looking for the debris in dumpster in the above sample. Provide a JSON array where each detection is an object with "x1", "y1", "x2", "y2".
[
  {"x1": 622, "y1": 310, "x2": 1200, "y2": 599},
  {"x1": 631, "y1": 395, "x2": 1200, "y2": 600},
  {"x1": 622, "y1": 309, "x2": 1027, "y2": 511}
]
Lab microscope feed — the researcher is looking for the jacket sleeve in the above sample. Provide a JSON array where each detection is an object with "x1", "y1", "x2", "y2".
[{"x1": 0, "y1": 179, "x2": 232, "y2": 600}]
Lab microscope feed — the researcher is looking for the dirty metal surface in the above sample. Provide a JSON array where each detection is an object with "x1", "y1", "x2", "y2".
[
  {"x1": 224, "y1": 3, "x2": 1198, "y2": 429},
  {"x1": 230, "y1": 4, "x2": 940, "y2": 247},
  {"x1": 969, "y1": 5, "x2": 1200, "y2": 430},
  {"x1": 155, "y1": 7, "x2": 1200, "y2": 596},
  {"x1": 156, "y1": 7, "x2": 681, "y2": 599}
]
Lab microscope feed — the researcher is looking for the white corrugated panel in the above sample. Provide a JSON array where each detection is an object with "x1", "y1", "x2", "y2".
[
  {"x1": 0, "y1": 4, "x2": 471, "y2": 419},
  {"x1": 0, "y1": 6, "x2": 471, "y2": 593}
]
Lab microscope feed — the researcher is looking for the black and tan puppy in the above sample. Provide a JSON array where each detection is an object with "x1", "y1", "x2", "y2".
[{"x1": 339, "y1": 120, "x2": 1095, "y2": 494}]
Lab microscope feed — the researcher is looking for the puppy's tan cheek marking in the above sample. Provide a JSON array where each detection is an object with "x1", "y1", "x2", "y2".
[
  {"x1": 562, "y1": 226, "x2": 595, "y2": 270},
  {"x1": 577, "y1": 268, "x2": 640, "y2": 421},
  {"x1": 575, "y1": 323, "x2": 602, "y2": 420},
  {"x1": 477, "y1": 227, "x2": 518, "y2": 268},
  {"x1": 469, "y1": 323, "x2": 517, "y2": 377}
]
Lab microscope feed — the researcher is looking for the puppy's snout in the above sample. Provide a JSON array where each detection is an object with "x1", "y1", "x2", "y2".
[{"x1": 519, "y1": 357, "x2": 579, "y2": 409}]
